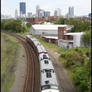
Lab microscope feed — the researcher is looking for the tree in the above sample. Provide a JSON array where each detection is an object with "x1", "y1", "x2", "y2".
[
  {"x1": 1, "y1": 19, "x2": 28, "y2": 33},
  {"x1": 54, "y1": 17, "x2": 91, "y2": 32},
  {"x1": 82, "y1": 30, "x2": 91, "y2": 47},
  {"x1": 26, "y1": 22, "x2": 31, "y2": 28}
]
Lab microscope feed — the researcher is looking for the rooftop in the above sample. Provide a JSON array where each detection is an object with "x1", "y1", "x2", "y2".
[
  {"x1": 65, "y1": 32, "x2": 84, "y2": 36},
  {"x1": 43, "y1": 36, "x2": 58, "y2": 39},
  {"x1": 32, "y1": 24, "x2": 73, "y2": 30}
]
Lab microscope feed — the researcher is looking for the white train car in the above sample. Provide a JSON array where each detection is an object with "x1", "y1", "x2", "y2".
[
  {"x1": 39, "y1": 53, "x2": 50, "y2": 61},
  {"x1": 36, "y1": 44, "x2": 47, "y2": 54},
  {"x1": 26, "y1": 35, "x2": 60, "y2": 92}
]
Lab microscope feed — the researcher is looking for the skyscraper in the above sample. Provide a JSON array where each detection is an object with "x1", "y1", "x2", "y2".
[
  {"x1": 38, "y1": 9, "x2": 44, "y2": 18},
  {"x1": 44, "y1": 11, "x2": 50, "y2": 18},
  {"x1": 54, "y1": 8, "x2": 61, "y2": 16},
  {"x1": 36, "y1": 5, "x2": 40, "y2": 17},
  {"x1": 20, "y1": 2, "x2": 26, "y2": 18},
  {"x1": 27, "y1": 12, "x2": 32, "y2": 18},
  {"x1": 15, "y1": 9, "x2": 18, "y2": 18},
  {"x1": 68, "y1": 6, "x2": 74, "y2": 18}
]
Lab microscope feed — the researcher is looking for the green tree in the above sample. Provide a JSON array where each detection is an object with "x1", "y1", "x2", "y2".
[
  {"x1": 54, "y1": 17, "x2": 91, "y2": 32},
  {"x1": 82, "y1": 30, "x2": 91, "y2": 47},
  {"x1": 26, "y1": 22, "x2": 31, "y2": 28}
]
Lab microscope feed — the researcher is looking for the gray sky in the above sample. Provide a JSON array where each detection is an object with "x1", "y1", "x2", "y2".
[{"x1": 1, "y1": 0, "x2": 91, "y2": 17}]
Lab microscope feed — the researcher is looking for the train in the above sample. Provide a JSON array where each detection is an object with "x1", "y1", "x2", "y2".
[{"x1": 26, "y1": 35, "x2": 59, "y2": 92}]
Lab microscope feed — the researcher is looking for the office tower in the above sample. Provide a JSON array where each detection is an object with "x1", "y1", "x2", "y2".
[
  {"x1": 15, "y1": 9, "x2": 18, "y2": 18},
  {"x1": 27, "y1": 12, "x2": 32, "y2": 18},
  {"x1": 44, "y1": 11, "x2": 50, "y2": 18},
  {"x1": 20, "y1": 2, "x2": 26, "y2": 18},
  {"x1": 38, "y1": 9, "x2": 44, "y2": 18},
  {"x1": 36, "y1": 5, "x2": 40, "y2": 17},
  {"x1": 68, "y1": 6, "x2": 74, "y2": 18},
  {"x1": 54, "y1": 8, "x2": 61, "y2": 16}
]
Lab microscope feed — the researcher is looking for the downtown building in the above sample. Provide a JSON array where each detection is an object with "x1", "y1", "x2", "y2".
[
  {"x1": 27, "y1": 12, "x2": 32, "y2": 18},
  {"x1": 15, "y1": 9, "x2": 18, "y2": 19},
  {"x1": 36, "y1": 5, "x2": 50, "y2": 18},
  {"x1": 67, "y1": 6, "x2": 74, "y2": 18},
  {"x1": 54, "y1": 8, "x2": 61, "y2": 17},
  {"x1": 20, "y1": 2, "x2": 26, "y2": 18},
  {"x1": 44, "y1": 11, "x2": 50, "y2": 19}
]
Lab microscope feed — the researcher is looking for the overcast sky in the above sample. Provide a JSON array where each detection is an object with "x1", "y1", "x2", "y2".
[{"x1": 1, "y1": 0, "x2": 91, "y2": 17}]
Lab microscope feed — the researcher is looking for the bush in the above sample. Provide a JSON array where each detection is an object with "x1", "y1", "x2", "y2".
[
  {"x1": 60, "y1": 47, "x2": 91, "y2": 92},
  {"x1": 65, "y1": 58, "x2": 75, "y2": 67},
  {"x1": 26, "y1": 23, "x2": 31, "y2": 28},
  {"x1": 1, "y1": 19, "x2": 28, "y2": 33},
  {"x1": 74, "y1": 66, "x2": 90, "y2": 92},
  {"x1": 60, "y1": 53, "x2": 66, "y2": 58},
  {"x1": 82, "y1": 30, "x2": 91, "y2": 47},
  {"x1": 54, "y1": 18, "x2": 91, "y2": 32}
]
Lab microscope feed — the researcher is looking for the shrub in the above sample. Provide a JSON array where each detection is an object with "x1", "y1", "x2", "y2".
[
  {"x1": 60, "y1": 53, "x2": 66, "y2": 58},
  {"x1": 82, "y1": 30, "x2": 91, "y2": 47},
  {"x1": 26, "y1": 22, "x2": 31, "y2": 28},
  {"x1": 65, "y1": 58, "x2": 75, "y2": 67},
  {"x1": 1, "y1": 19, "x2": 28, "y2": 33},
  {"x1": 74, "y1": 66, "x2": 90, "y2": 92}
]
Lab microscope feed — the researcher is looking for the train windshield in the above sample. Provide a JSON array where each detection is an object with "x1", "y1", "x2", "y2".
[
  {"x1": 41, "y1": 85, "x2": 58, "y2": 90},
  {"x1": 43, "y1": 54, "x2": 48, "y2": 59}
]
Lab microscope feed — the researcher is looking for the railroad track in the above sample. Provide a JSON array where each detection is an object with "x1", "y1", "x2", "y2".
[{"x1": 2, "y1": 31, "x2": 40, "y2": 92}]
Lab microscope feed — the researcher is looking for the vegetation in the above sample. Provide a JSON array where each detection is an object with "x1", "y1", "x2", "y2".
[
  {"x1": 82, "y1": 30, "x2": 91, "y2": 47},
  {"x1": 1, "y1": 33, "x2": 24, "y2": 92},
  {"x1": 33, "y1": 35, "x2": 91, "y2": 92},
  {"x1": 54, "y1": 17, "x2": 91, "y2": 48},
  {"x1": 54, "y1": 17, "x2": 91, "y2": 32},
  {"x1": 60, "y1": 47, "x2": 91, "y2": 92},
  {"x1": 32, "y1": 35, "x2": 65, "y2": 53},
  {"x1": 1, "y1": 19, "x2": 31, "y2": 33}
]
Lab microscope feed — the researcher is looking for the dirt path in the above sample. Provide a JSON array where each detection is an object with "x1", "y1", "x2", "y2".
[
  {"x1": 10, "y1": 46, "x2": 26, "y2": 92},
  {"x1": 46, "y1": 48, "x2": 76, "y2": 92}
]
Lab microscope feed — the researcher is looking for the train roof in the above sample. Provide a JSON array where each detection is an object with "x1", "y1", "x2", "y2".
[
  {"x1": 39, "y1": 53, "x2": 50, "y2": 61},
  {"x1": 37, "y1": 44, "x2": 47, "y2": 53},
  {"x1": 26, "y1": 35, "x2": 47, "y2": 53},
  {"x1": 40, "y1": 68, "x2": 58, "y2": 86},
  {"x1": 40, "y1": 59, "x2": 54, "y2": 70}
]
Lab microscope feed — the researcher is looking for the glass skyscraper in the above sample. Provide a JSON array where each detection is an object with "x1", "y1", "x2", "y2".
[{"x1": 20, "y1": 2, "x2": 26, "y2": 17}]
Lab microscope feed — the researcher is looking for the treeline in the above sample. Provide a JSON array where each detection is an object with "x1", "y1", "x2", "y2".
[
  {"x1": 60, "y1": 47, "x2": 91, "y2": 92},
  {"x1": 54, "y1": 17, "x2": 91, "y2": 32},
  {"x1": 1, "y1": 19, "x2": 31, "y2": 33},
  {"x1": 54, "y1": 17, "x2": 91, "y2": 48}
]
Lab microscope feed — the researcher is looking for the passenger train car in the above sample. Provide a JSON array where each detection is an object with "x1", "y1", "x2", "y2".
[{"x1": 26, "y1": 35, "x2": 59, "y2": 92}]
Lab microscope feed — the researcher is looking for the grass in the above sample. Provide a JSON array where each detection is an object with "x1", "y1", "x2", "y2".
[
  {"x1": 1, "y1": 33, "x2": 24, "y2": 92},
  {"x1": 32, "y1": 35, "x2": 65, "y2": 53}
]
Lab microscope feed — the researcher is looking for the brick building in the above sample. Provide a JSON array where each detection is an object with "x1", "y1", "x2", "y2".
[
  {"x1": 58, "y1": 27, "x2": 84, "y2": 49},
  {"x1": 26, "y1": 17, "x2": 46, "y2": 24}
]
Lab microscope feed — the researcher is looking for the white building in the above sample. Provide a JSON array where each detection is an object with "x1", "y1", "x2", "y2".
[
  {"x1": 58, "y1": 32, "x2": 84, "y2": 49},
  {"x1": 30, "y1": 24, "x2": 72, "y2": 36},
  {"x1": 15, "y1": 9, "x2": 18, "y2": 18}
]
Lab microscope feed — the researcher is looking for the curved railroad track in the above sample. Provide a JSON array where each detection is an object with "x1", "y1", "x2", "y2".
[{"x1": 2, "y1": 31, "x2": 40, "y2": 92}]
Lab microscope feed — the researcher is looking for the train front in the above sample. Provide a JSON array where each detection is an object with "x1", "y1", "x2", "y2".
[{"x1": 41, "y1": 85, "x2": 59, "y2": 92}]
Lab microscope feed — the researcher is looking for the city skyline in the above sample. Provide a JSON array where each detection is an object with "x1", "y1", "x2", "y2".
[{"x1": 1, "y1": 0, "x2": 91, "y2": 17}]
